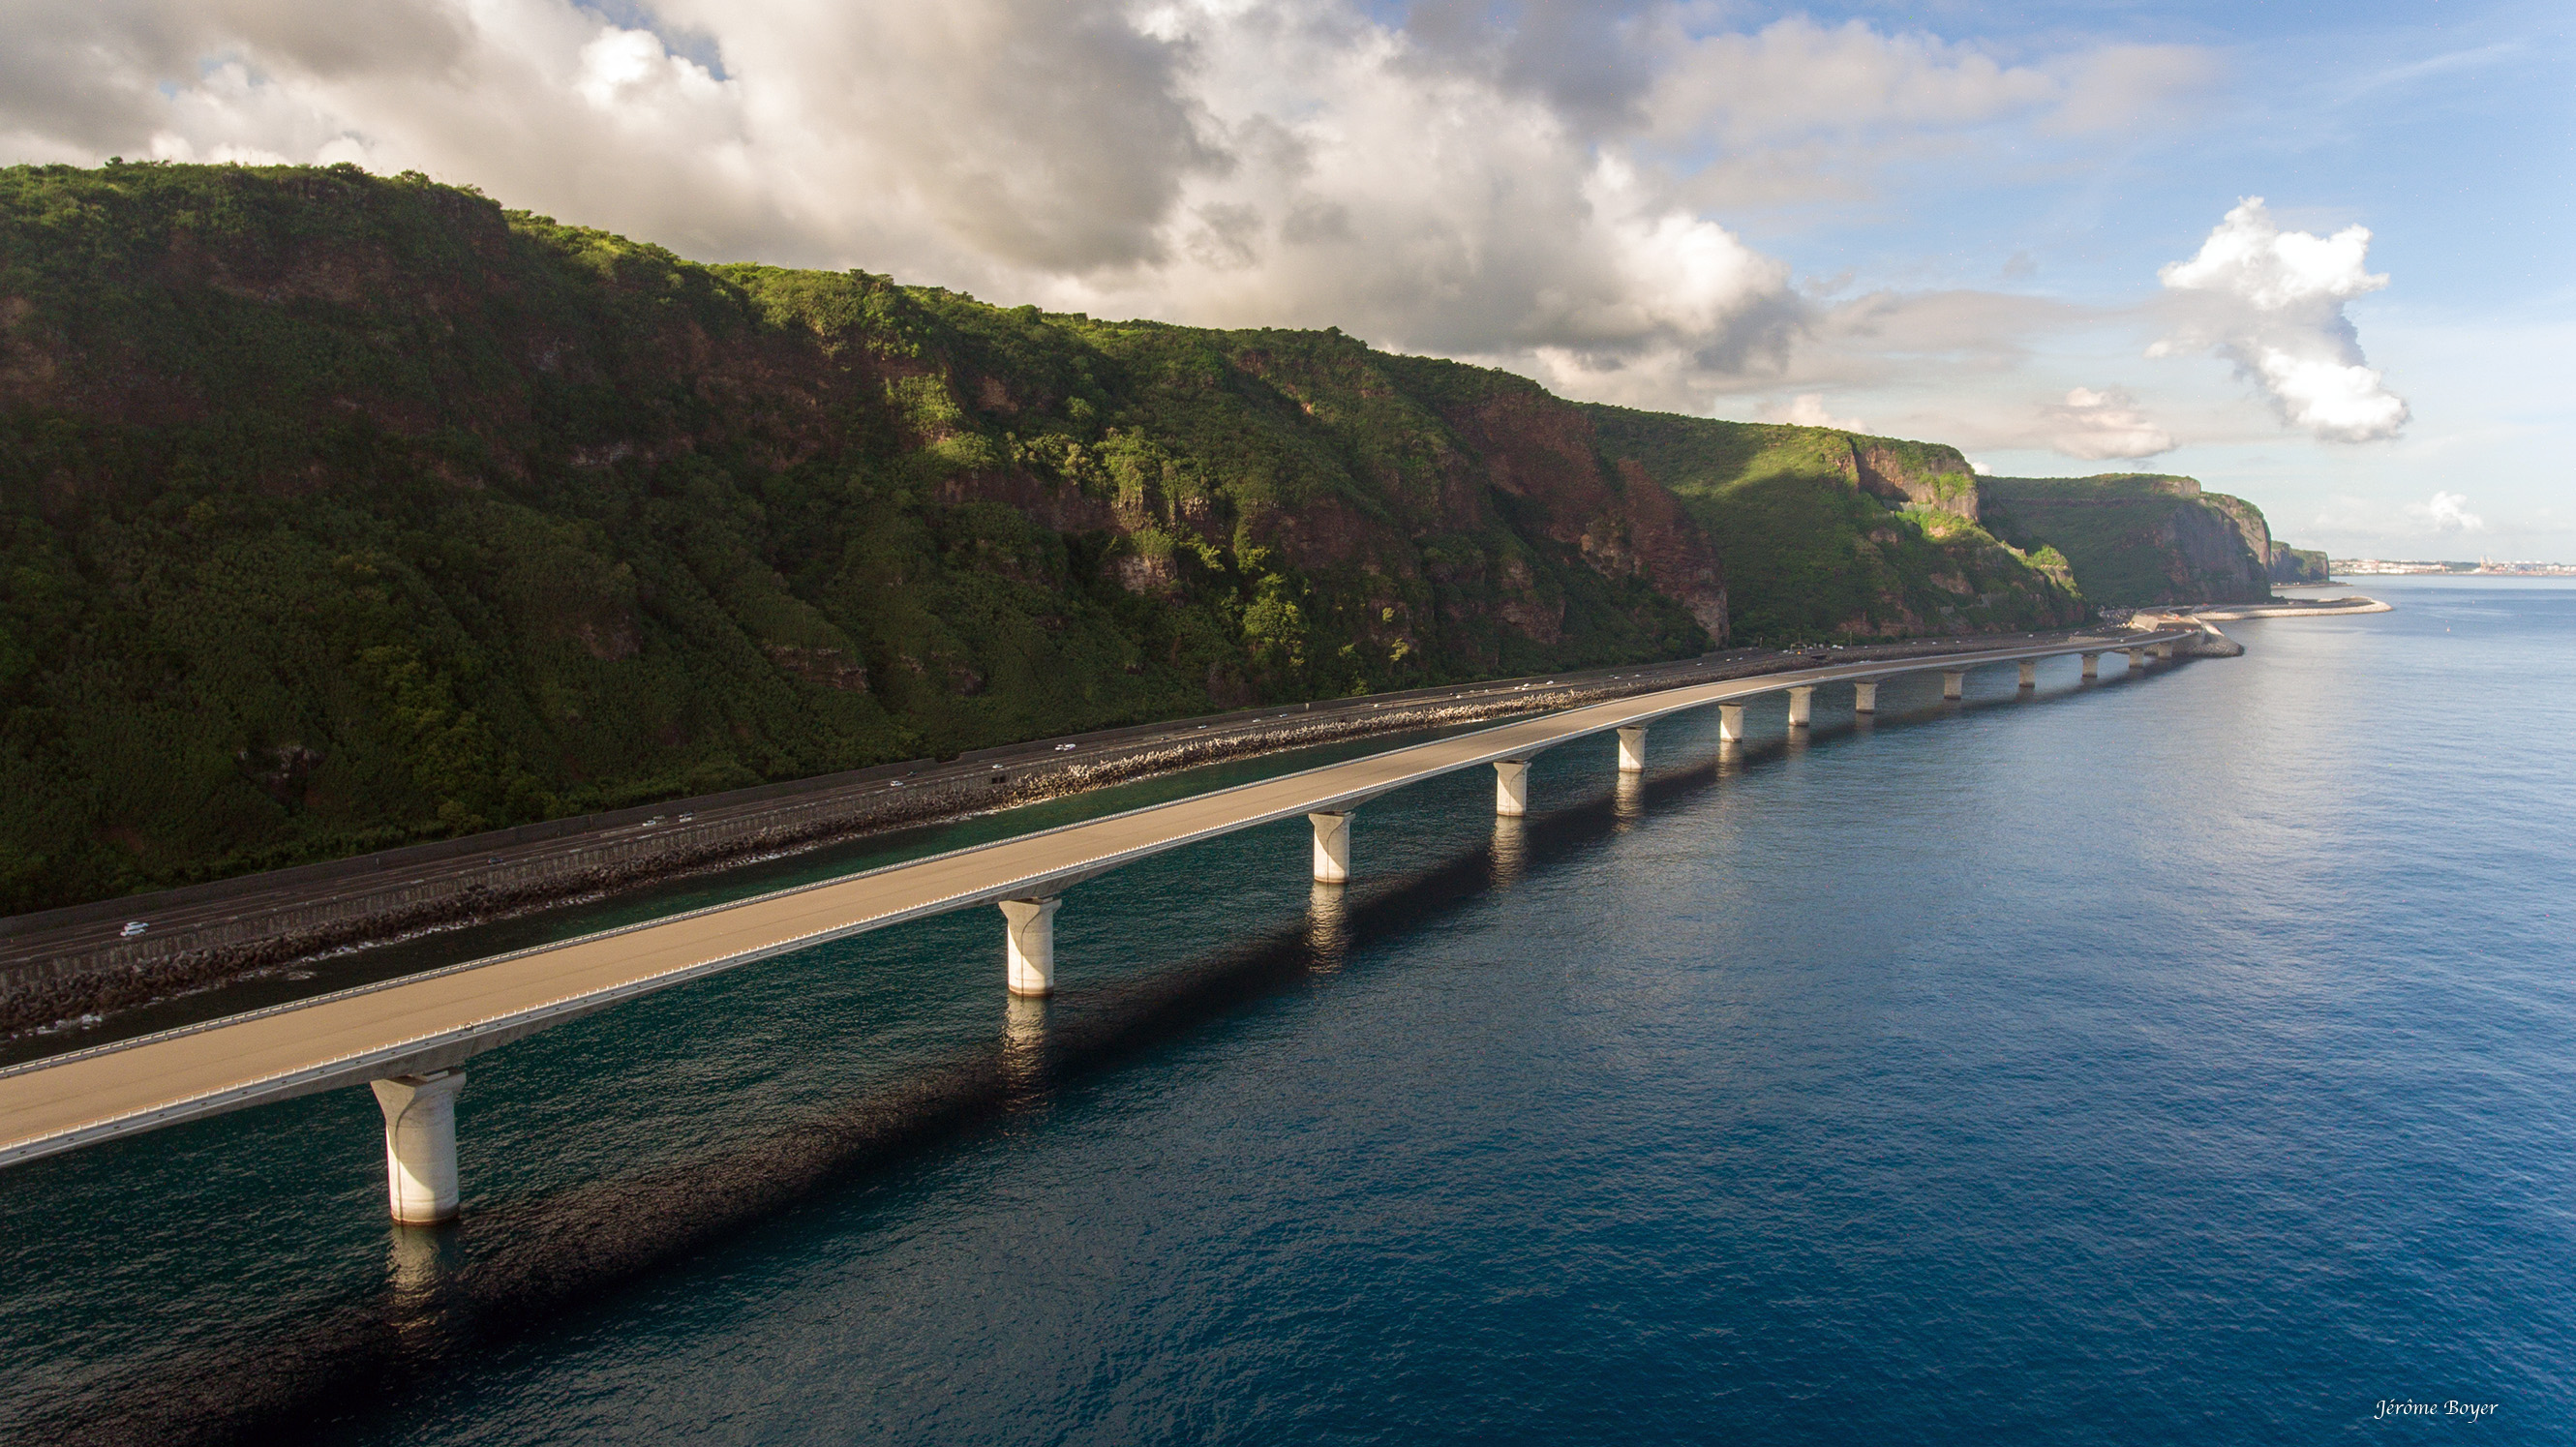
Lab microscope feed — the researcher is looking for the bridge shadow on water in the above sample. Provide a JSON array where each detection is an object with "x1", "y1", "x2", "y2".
[{"x1": 50, "y1": 670, "x2": 2150, "y2": 1445}]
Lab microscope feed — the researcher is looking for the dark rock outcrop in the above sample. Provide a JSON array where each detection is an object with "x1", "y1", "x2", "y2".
[{"x1": 2269, "y1": 543, "x2": 2331, "y2": 584}]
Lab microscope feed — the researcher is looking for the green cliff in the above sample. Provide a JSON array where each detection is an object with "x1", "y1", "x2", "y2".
[
  {"x1": 1584, "y1": 408, "x2": 2085, "y2": 642},
  {"x1": 0, "y1": 162, "x2": 2081, "y2": 912},
  {"x1": 2269, "y1": 544, "x2": 2331, "y2": 585},
  {"x1": 1976, "y1": 473, "x2": 2282, "y2": 606}
]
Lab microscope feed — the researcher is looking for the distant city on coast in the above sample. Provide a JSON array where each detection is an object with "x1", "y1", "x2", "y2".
[{"x1": 2332, "y1": 558, "x2": 2576, "y2": 576}]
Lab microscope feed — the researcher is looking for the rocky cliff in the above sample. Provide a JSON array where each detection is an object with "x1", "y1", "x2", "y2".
[
  {"x1": 1976, "y1": 473, "x2": 2277, "y2": 606},
  {"x1": 0, "y1": 161, "x2": 2103, "y2": 912},
  {"x1": 1584, "y1": 408, "x2": 2085, "y2": 641},
  {"x1": 2269, "y1": 543, "x2": 2331, "y2": 585}
]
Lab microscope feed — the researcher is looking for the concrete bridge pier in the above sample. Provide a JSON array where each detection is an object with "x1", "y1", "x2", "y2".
[
  {"x1": 2080, "y1": 652, "x2": 2101, "y2": 679},
  {"x1": 1943, "y1": 669, "x2": 1966, "y2": 700},
  {"x1": 1494, "y1": 759, "x2": 1530, "y2": 817},
  {"x1": 2126, "y1": 648, "x2": 2147, "y2": 671},
  {"x1": 371, "y1": 1070, "x2": 466, "y2": 1225},
  {"x1": 2152, "y1": 641, "x2": 2174, "y2": 660},
  {"x1": 2017, "y1": 660, "x2": 2038, "y2": 689},
  {"x1": 1853, "y1": 680, "x2": 1879, "y2": 714},
  {"x1": 1617, "y1": 726, "x2": 1648, "y2": 773},
  {"x1": 1717, "y1": 704, "x2": 1745, "y2": 745},
  {"x1": 1310, "y1": 811, "x2": 1352, "y2": 883},
  {"x1": 1786, "y1": 685, "x2": 1815, "y2": 728},
  {"x1": 1001, "y1": 896, "x2": 1062, "y2": 998}
]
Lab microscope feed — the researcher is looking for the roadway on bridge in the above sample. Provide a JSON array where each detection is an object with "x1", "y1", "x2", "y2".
[{"x1": 0, "y1": 632, "x2": 2183, "y2": 1168}]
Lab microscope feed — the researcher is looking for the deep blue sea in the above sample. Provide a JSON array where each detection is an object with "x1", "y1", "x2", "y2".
[{"x1": 5, "y1": 576, "x2": 2572, "y2": 1444}]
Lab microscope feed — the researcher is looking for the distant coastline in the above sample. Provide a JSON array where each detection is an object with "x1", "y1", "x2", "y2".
[{"x1": 2333, "y1": 558, "x2": 2576, "y2": 576}]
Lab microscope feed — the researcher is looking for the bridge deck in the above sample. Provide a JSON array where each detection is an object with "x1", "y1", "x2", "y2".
[{"x1": 0, "y1": 634, "x2": 2180, "y2": 1167}]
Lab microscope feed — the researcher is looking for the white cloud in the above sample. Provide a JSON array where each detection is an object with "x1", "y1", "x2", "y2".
[
  {"x1": 1758, "y1": 393, "x2": 1867, "y2": 432},
  {"x1": 1038, "y1": 15, "x2": 1804, "y2": 372},
  {"x1": 2152, "y1": 197, "x2": 2410, "y2": 442},
  {"x1": 2042, "y1": 386, "x2": 2174, "y2": 460},
  {"x1": 2408, "y1": 491, "x2": 2486, "y2": 533},
  {"x1": 0, "y1": 0, "x2": 2239, "y2": 416}
]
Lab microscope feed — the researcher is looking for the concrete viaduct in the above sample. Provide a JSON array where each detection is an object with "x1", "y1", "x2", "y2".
[{"x1": 0, "y1": 632, "x2": 2191, "y2": 1223}]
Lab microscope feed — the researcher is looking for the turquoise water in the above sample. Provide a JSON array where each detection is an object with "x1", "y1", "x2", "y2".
[{"x1": 7, "y1": 577, "x2": 2572, "y2": 1443}]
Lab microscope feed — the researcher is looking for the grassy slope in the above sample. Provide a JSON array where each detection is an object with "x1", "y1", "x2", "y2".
[
  {"x1": 1977, "y1": 474, "x2": 2273, "y2": 606},
  {"x1": 0, "y1": 163, "x2": 1707, "y2": 910},
  {"x1": 1583, "y1": 407, "x2": 2086, "y2": 642}
]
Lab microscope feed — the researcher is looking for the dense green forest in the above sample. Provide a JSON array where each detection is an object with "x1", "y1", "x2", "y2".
[
  {"x1": 0, "y1": 162, "x2": 2202, "y2": 912},
  {"x1": 0, "y1": 162, "x2": 1728, "y2": 910}
]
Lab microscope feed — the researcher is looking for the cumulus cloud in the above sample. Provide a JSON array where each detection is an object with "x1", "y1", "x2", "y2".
[
  {"x1": 0, "y1": 1, "x2": 2229, "y2": 415},
  {"x1": 0, "y1": 0, "x2": 1824, "y2": 381},
  {"x1": 2152, "y1": 197, "x2": 2409, "y2": 442},
  {"x1": 2042, "y1": 387, "x2": 2173, "y2": 460},
  {"x1": 1758, "y1": 394, "x2": 1867, "y2": 432},
  {"x1": 2408, "y1": 491, "x2": 2486, "y2": 532}
]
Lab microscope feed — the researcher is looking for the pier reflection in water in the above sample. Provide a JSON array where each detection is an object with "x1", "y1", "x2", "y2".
[
  {"x1": 1488, "y1": 816, "x2": 1528, "y2": 889},
  {"x1": 1613, "y1": 769, "x2": 1646, "y2": 825},
  {"x1": 1001, "y1": 996, "x2": 1047, "y2": 1092},
  {"x1": 1306, "y1": 882, "x2": 1350, "y2": 974}
]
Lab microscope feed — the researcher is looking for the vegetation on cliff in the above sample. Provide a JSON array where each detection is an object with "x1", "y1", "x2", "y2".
[
  {"x1": 0, "y1": 162, "x2": 2131, "y2": 913},
  {"x1": 1975, "y1": 473, "x2": 2288, "y2": 606},
  {"x1": 2269, "y1": 544, "x2": 2330, "y2": 585},
  {"x1": 0, "y1": 162, "x2": 1736, "y2": 910},
  {"x1": 1584, "y1": 407, "x2": 2086, "y2": 641}
]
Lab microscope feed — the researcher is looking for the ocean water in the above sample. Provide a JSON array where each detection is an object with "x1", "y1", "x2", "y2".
[{"x1": 5, "y1": 576, "x2": 2572, "y2": 1444}]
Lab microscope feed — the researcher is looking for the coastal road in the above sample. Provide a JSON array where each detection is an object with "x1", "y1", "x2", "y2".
[
  {"x1": 0, "y1": 631, "x2": 2189, "y2": 1168},
  {"x1": 0, "y1": 654, "x2": 1751, "y2": 982}
]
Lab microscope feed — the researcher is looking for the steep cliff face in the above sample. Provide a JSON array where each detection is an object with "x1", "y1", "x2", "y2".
[
  {"x1": 2269, "y1": 543, "x2": 2331, "y2": 584},
  {"x1": 2199, "y1": 492, "x2": 2276, "y2": 581},
  {"x1": 1846, "y1": 437, "x2": 1983, "y2": 524},
  {"x1": 1582, "y1": 407, "x2": 2086, "y2": 641},
  {"x1": 0, "y1": 162, "x2": 1719, "y2": 910},
  {"x1": 1977, "y1": 474, "x2": 2276, "y2": 605},
  {"x1": 1413, "y1": 371, "x2": 1729, "y2": 641}
]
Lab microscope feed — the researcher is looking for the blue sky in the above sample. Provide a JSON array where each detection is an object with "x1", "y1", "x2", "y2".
[
  {"x1": 1691, "y1": 0, "x2": 2571, "y2": 554},
  {"x1": 2, "y1": 0, "x2": 2566, "y2": 557}
]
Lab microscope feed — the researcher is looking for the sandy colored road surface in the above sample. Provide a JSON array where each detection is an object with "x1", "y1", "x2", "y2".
[{"x1": 0, "y1": 634, "x2": 2180, "y2": 1167}]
